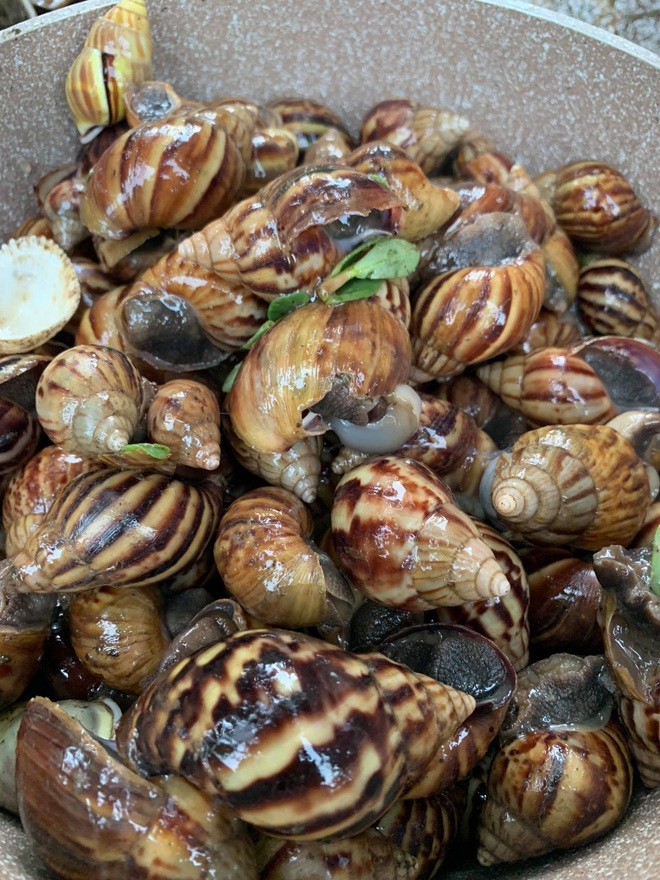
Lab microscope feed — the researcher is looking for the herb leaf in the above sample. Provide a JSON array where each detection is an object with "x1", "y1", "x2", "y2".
[
  {"x1": 222, "y1": 362, "x2": 242, "y2": 393},
  {"x1": 348, "y1": 238, "x2": 420, "y2": 280},
  {"x1": 329, "y1": 236, "x2": 390, "y2": 277},
  {"x1": 120, "y1": 443, "x2": 171, "y2": 460},
  {"x1": 651, "y1": 524, "x2": 660, "y2": 597},
  {"x1": 368, "y1": 173, "x2": 391, "y2": 190},
  {"x1": 241, "y1": 320, "x2": 275, "y2": 350},
  {"x1": 327, "y1": 277, "x2": 383, "y2": 304},
  {"x1": 267, "y1": 291, "x2": 311, "y2": 322}
]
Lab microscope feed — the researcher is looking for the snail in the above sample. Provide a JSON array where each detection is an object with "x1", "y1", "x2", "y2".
[
  {"x1": 123, "y1": 79, "x2": 193, "y2": 127},
  {"x1": 477, "y1": 654, "x2": 633, "y2": 865},
  {"x1": 0, "y1": 593, "x2": 56, "y2": 709},
  {"x1": 214, "y1": 486, "x2": 355, "y2": 630},
  {"x1": 451, "y1": 130, "x2": 540, "y2": 196},
  {"x1": 267, "y1": 96, "x2": 353, "y2": 154},
  {"x1": 147, "y1": 379, "x2": 221, "y2": 470},
  {"x1": 577, "y1": 257, "x2": 660, "y2": 343},
  {"x1": 304, "y1": 127, "x2": 355, "y2": 163},
  {"x1": 0, "y1": 236, "x2": 81, "y2": 355},
  {"x1": 360, "y1": 98, "x2": 471, "y2": 174},
  {"x1": 593, "y1": 544, "x2": 660, "y2": 787},
  {"x1": 2, "y1": 445, "x2": 102, "y2": 556},
  {"x1": 535, "y1": 160, "x2": 657, "y2": 255},
  {"x1": 331, "y1": 455, "x2": 510, "y2": 610},
  {"x1": 226, "y1": 299, "x2": 419, "y2": 456},
  {"x1": 0, "y1": 398, "x2": 41, "y2": 477},
  {"x1": 34, "y1": 163, "x2": 88, "y2": 253},
  {"x1": 68, "y1": 584, "x2": 170, "y2": 694},
  {"x1": 80, "y1": 107, "x2": 247, "y2": 239},
  {"x1": 508, "y1": 307, "x2": 582, "y2": 354},
  {"x1": 65, "y1": 0, "x2": 153, "y2": 142},
  {"x1": 480, "y1": 424, "x2": 651, "y2": 549},
  {"x1": 410, "y1": 213, "x2": 546, "y2": 380},
  {"x1": 240, "y1": 123, "x2": 300, "y2": 197},
  {"x1": 35, "y1": 344, "x2": 154, "y2": 459},
  {"x1": 379, "y1": 624, "x2": 516, "y2": 796},
  {"x1": 116, "y1": 628, "x2": 475, "y2": 840},
  {"x1": 0, "y1": 468, "x2": 221, "y2": 598},
  {"x1": 12, "y1": 214, "x2": 55, "y2": 241},
  {"x1": 16, "y1": 697, "x2": 258, "y2": 880}
]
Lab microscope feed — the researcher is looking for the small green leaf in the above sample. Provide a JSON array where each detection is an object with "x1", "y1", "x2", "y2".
[
  {"x1": 241, "y1": 320, "x2": 275, "y2": 350},
  {"x1": 267, "y1": 291, "x2": 311, "y2": 322},
  {"x1": 651, "y1": 525, "x2": 660, "y2": 597},
  {"x1": 327, "y1": 277, "x2": 383, "y2": 304},
  {"x1": 368, "y1": 173, "x2": 391, "y2": 190},
  {"x1": 347, "y1": 238, "x2": 420, "y2": 280},
  {"x1": 120, "y1": 443, "x2": 171, "y2": 460},
  {"x1": 329, "y1": 236, "x2": 390, "y2": 277},
  {"x1": 222, "y1": 362, "x2": 242, "y2": 393}
]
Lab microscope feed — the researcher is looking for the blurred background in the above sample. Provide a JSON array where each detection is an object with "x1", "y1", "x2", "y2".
[{"x1": 0, "y1": 0, "x2": 657, "y2": 53}]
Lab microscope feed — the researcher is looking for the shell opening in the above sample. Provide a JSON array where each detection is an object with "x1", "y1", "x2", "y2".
[{"x1": 328, "y1": 384, "x2": 422, "y2": 453}]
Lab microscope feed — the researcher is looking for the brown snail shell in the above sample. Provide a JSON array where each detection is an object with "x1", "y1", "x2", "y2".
[
  {"x1": 116, "y1": 628, "x2": 475, "y2": 840},
  {"x1": 147, "y1": 379, "x2": 221, "y2": 470},
  {"x1": 241, "y1": 125, "x2": 300, "y2": 197},
  {"x1": 452, "y1": 131, "x2": 540, "y2": 195},
  {"x1": 123, "y1": 79, "x2": 190, "y2": 127},
  {"x1": 360, "y1": 98, "x2": 470, "y2": 174},
  {"x1": 227, "y1": 300, "x2": 414, "y2": 455},
  {"x1": 267, "y1": 96, "x2": 353, "y2": 153},
  {"x1": 214, "y1": 486, "x2": 355, "y2": 630},
  {"x1": 0, "y1": 236, "x2": 81, "y2": 355},
  {"x1": 537, "y1": 160, "x2": 657, "y2": 255},
  {"x1": 16, "y1": 697, "x2": 258, "y2": 880},
  {"x1": 0, "y1": 398, "x2": 40, "y2": 476},
  {"x1": 434, "y1": 522, "x2": 530, "y2": 672},
  {"x1": 0, "y1": 593, "x2": 55, "y2": 709},
  {"x1": 65, "y1": 0, "x2": 153, "y2": 141},
  {"x1": 481, "y1": 424, "x2": 650, "y2": 549},
  {"x1": 69, "y1": 584, "x2": 170, "y2": 694},
  {"x1": 35, "y1": 164, "x2": 88, "y2": 253},
  {"x1": 35, "y1": 344, "x2": 152, "y2": 458},
  {"x1": 332, "y1": 455, "x2": 510, "y2": 610},
  {"x1": 577, "y1": 257, "x2": 660, "y2": 343},
  {"x1": 477, "y1": 654, "x2": 633, "y2": 865},
  {"x1": 0, "y1": 468, "x2": 221, "y2": 597},
  {"x1": 13, "y1": 215, "x2": 56, "y2": 241},
  {"x1": 304, "y1": 127, "x2": 355, "y2": 163},
  {"x1": 410, "y1": 214, "x2": 546, "y2": 380},
  {"x1": 509, "y1": 307, "x2": 583, "y2": 355}
]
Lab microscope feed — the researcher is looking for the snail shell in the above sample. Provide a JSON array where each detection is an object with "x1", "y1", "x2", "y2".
[
  {"x1": 214, "y1": 486, "x2": 355, "y2": 630},
  {"x1": 80, "y1": 109, "x2": 246, "y2": 239},
  {"x1": 0, "y1": 594, "x2": 55, "y2": 709},
  {"x1": 482, "y1": 424, "x2": 650, "y2": 549},
  {"x1": 35, "y1": 344, "x2": 152, "y2": 458},
  {"x1": 304, "y1": 127, "x2": 355, "y2": 163},
  {"x1": 117, "y1": 629, "x2": 475, "y2": 840},
  {"x1": 147, "y1": 379, "x2": 221, "y2": 470},
  {"x1": 13, "y1": 215, "x2": 55, "y2": 241},
  {"x1": 35, "y1": 165, "x2": 88, "y2": 253},
  {"x1": 241, "y1": 125, "x2": 300, "y2": 197},
  {"x1": 508, "y1": 307, "x2": 582, "y2": 354},
  {"x1": 266, "y1": 96, "x2": 353, "y2": 153},
  {"x1": 123, "y1": 79, "x2": 191, "y2": 127},
  {"x1": 452, "y1": 131, "x2": 540, "y2": 195},
  {"x1": 69, "y1": 584, "x2": 169, "y2": 694},
  {"x1": 577, "y1": 257, "x2": 659, "y2": 343},
  {"x1": 227, "y1": 300, "x2": 413, "y2": 455},
  {"x1": 0, "y1": 468, "x2": 221, "y2": 597},
  {"x1": 332, "y1": 455, "x2": 510, "y2": 610},
  {"x1": 360, "y1": 98, "x2": 471, "y2": 174},
  {"x1": 65, "y1": 0, "x2": 153, "y2": 141},
  {"x1": 0, "y1": 398, "x2": 40, "y2": 476}
]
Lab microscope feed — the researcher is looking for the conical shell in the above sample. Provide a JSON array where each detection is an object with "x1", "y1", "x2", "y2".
[{"x1": 147, "y1": 379, "x2": 221, "y2": 470}]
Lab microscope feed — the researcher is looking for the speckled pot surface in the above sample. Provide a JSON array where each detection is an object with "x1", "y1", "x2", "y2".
[{"x1": 0, "y1": 1, "x2": 659, "y2": 878}]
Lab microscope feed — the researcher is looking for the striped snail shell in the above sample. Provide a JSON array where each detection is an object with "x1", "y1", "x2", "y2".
[
  {"x1": 0, "y1": 398, "x2": 40, "y2": 476},
  {"x1": 16, "y1": 698, "x2": 258, "y2": 880},
  {"x1": 594, "y1": 544, "x2": 660, "y2": 787},
  {"x1": 65, "y1": 0, "x2": 153, "y2": 142},
  {"x1": 123, "y1": 79, "x2": 191, "y2": 127},
  {"x1": 116, "y1": 628, "x2": 475, "y2": 840},
  {"x1": 35, "y1": 344, "x2": 153, "y2": 458},
  {"x1": 304, "y1": 127, "x2": 355, "y2": 163},
  {"x1": 331, "y1": 455, "x2": 510, "y2": 610},
  {"x1": 537, "y1": 160, "x2": 657, "y2": 255},
  {"x1": 0, "y1": 468, "x2": 221, "y2": 598},
  {"x1": 360, "y1": 98, "x2": 471, "y2": 174},
  {"x1": 481, "y1": 424, "x2": 650, "y2": 549},
  {"x1": 226, "y1": 300, "x2": 415, "y2": 456},
  {"x1": 147, "y1": 379, "x2": 221, "y2": 470},
  {"x1": 508, "y1": 307, "x2": 582, "y2": 354},
  {"x1": 451, "y1": 130, "x2": 540, "y2": 196},
  {"x1": 214, "y1": 486, "x2": 355, "y2": 630},
  {"x1": 35, "y1": 164, "x2": 88, "y2": 253},
  {"x1": 477, "y1": 654, "x2": 633, "y2": 865},
  {"x1": 241, "y1": 124, "x2": 300, "y2": 197},
  {"x1": 577, "y1": 257, "x2": 659, "y2": 343},
  {"x1": 12, "y1": 215, "x2": 55, "y2": 241},
  {"x1": 266, "y1": 96, "x2": 353, "y2": 153},
  {"x1": 410, "y1": 213, "x2": 546, "y2": 380}
]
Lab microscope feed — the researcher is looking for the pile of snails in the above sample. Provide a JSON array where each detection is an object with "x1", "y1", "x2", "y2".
[{"x1": 1, "y1": 1, "x2": 659, "y2": 878}]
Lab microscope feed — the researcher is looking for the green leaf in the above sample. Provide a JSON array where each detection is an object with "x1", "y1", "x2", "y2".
[
  {"x1": 368, "y1": 173, "x2": 391, "y2": 190},
  {"x1": 267, "y1": 291, "x2": 311, "y2": 322},
  {"x1": 329, "y1": 236, "x2": 390, "y2": 277},
  {"x1": 651, "y1": 524, "x2": 660, "y2": 597},
  {"x1": 241, "y1": 320, "x2": 275, "y2": 350},
  {"x1": 222, "y1": 361, "x2": 242, "y2": 393},
  {"x1": 120, "y1": 443, "x2": 171, "y2": 460},
  {"x1": 327, "y1": 277, "x2": 383, "y2": 304},
  {"x1": 347, "y1": 238, "x2": 420, "y2": 280}
]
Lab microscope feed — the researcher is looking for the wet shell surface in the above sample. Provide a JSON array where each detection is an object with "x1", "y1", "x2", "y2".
[{"x1": 0, "y1": 237, "x2": 81, "y2": 355}]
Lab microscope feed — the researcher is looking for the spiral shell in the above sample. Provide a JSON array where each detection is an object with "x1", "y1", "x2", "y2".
[
  {"x1": 0, "y1": 594, "x2": 54, "y2": 709},
  {"x1": 509, "y1": 308, "x2": 582, "y2": 355},
  {"x1": 332, "y1": 456, "x2": 510, "y2": 609},
  {"x1": 411, "y1": 215, "x2": 545, "y2": 379},
  {"x1": 35, "y1": 344, "x2": 152, "y2": 458},
  {"x1": 360, "y1": 98, "x2": 470, "y2": 174},
  {"x1": 452, "y1": 131, "x2": 540, "y2": 195},
  {"x1": 241, "y1": 125, "x2": 300, "y2": 196},
  {"x1": 69, "y1": 584, "x2": 169, "y2": 693},
  {"x1": 0, "y1": 398, "x2": 40, "y2": 476},
  {"x1": 482, "y1": 424, "x2": 650, "y2": 549},
  {"x1": 215, "y1": 487, "x2": 354, "y2": 630},
  {"x1": 65, "y1": 0, "x2": 153, "y2": 141},
  {"x1": 123, "y1": 79, "x2": 190, "y2": 127},
  {"x1": 35, "y1": 165, "x2": 88, "y2": 253},
  {"x1": 0, "y1": 468, "x2": 221, "y2": 597},
  {"x1": 577, "y1": 257, "x2": 659, "y2": 343},
  {"x1": 539, "y1": 160, "x2": 657, "y2": 255},
  {"x1": 146, "y1": 379, "x2": 221, "y2": 470},
  {"x1": 13, "y1": 215, "x2": 55, "y2": 241},
  {"x1": 116, "y1": 628, "x2": 475, "y2": 840},
  {"x1": 227, "y1": 300, "x2": 412, "y2": 455},
  {"x1": 267, "y1": 96, "x2": 353, "y2": 153},
  {"x1": 80, "y1": 108, "x2": 246, "y2": 239},
  {"x1": 304, "y1": 127, "x2": 354, "y2": 163}
]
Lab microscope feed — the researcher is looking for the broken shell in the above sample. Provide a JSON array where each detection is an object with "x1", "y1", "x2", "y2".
[{"x1": 0, "y1": 237, "x2": 81, "y2": 355}]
